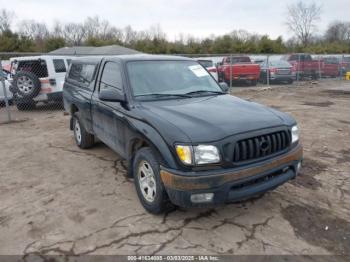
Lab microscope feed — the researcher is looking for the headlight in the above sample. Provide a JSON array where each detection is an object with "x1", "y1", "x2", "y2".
[
  {"x1": 291, "y1": 125, "x2": 299, "y2": 144},
  {"x1": 175, "y1": 145, "x2": 221, "y2": 165},
  {"x1": 194, "y1": 145, "x2": 220, "y2": 165}
]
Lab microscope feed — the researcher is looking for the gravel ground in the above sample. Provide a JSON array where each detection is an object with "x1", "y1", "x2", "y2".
[{"x1": 0, "y1": 80, "x2": 349, "y2": 258}]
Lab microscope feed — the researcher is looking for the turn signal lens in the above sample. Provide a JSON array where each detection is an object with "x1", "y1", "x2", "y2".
[{"x1": 175, "y1": 145, "x2": 192, "y2": 165}]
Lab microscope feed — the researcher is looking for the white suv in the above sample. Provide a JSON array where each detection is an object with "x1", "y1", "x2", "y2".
[{"x1": 10, "y1": 55, "x2": 72, "y2": 110}]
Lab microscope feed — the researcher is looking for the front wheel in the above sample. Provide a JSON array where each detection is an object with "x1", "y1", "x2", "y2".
[{"x1": 133, "y1": 147, "x2": 172, "y2": 214}]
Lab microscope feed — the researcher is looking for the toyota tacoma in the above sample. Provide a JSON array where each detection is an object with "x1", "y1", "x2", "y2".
[{"x1": 63, "y1": 55, "x2": 303, "y2": 214}]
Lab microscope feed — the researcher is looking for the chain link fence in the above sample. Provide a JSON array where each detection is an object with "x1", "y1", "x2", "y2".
[{"x1": 1, "y1": 52, "x2": 350, "y2": 124}]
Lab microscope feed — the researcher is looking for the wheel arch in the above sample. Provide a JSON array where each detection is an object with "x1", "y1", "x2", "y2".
[
  {"x1": 126, "y1": 127, "x2": 177, "y2": 177},
  {"x1": 69, "y1": 104, "x2": 80, "y2": 130}
]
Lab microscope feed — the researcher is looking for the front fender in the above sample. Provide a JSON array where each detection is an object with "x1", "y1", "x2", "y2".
[{"x1": 127, "y1": 118, "x2": 178, "y2": 169}]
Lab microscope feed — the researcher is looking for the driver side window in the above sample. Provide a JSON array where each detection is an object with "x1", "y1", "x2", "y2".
[{"x1": 99, "y1": 62, "x2": 123, "y2": 93}]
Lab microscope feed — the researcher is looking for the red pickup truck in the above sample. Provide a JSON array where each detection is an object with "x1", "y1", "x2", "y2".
[
  {"x1": 282, "y1": 54, "x2": 323, "y2": 80},
  {"x1": 322, "y1": 57, "x2": 340, "y2": 78},
  {"x1": 217, "y1": 56, "x2": 260, "y2": 86}
]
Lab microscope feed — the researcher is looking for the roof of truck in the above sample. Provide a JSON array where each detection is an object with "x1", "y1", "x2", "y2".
[
  {"x1": 72, "y1": 54, "x2": 193, "y2": 64},
  {"x1": 10, "y1": 55, "x2": 73, "y2": 61},
  {"x1": 49, "y1": 45, "x2": 140, "y2": 56}
]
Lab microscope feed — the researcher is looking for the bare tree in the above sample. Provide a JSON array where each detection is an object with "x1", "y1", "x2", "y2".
[
  {"x1": 0, "y1": 9, "x2": 14, "y2": 33},
  {"x1": 18, "y1": 19, "x2": 49, "y2": 40},
  {"x1": 84, "y1": 16, "x2": 123, "y2": 41},
  {"x1": 286, "y1": 1, "x2": 322, "y2": 46},
  {"x1": 325, "y1": 21, "x2": 350, "y2": 42},
  {"x1": 148, "y1": 24, "x2": 166, "y2": 40},
  {"x1": 63, "y1": 23, "x2": 86, "y2": 45},
  {"x1": 123, "y1": 25, "x2": 137, "y2": 44},
  {"x1": 52, "y1": 21, "x2": 64, "y2": 38}
]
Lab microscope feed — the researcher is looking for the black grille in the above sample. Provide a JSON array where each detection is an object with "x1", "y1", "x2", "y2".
[{"x1": 233, "y1": 131, "x2": 290, "y2": 163}]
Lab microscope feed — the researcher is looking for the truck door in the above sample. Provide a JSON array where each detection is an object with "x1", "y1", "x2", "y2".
[{"x1": 91, "y1": 61, "x2": 126, "y2": 157}]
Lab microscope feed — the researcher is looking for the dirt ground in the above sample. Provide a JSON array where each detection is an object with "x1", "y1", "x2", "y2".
[{"x1": 0, "y1": 80, "x2": 349, "y2": 258}]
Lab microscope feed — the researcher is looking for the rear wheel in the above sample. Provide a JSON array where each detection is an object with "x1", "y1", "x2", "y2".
[
  {"x1": 133, "y1": 147, "x2": 172, "y2": 214},
  {"x1": 72, "y1": 112, "x2": 94, "y2": 149},
  {"x1": 250, "y1": 80, "x2": 257, "y2": 86},
  {"x1": 14, "y1": 95, "x2": 36, "y2": 111}
]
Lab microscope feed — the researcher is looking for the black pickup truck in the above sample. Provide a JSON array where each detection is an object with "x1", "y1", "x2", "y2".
[{"x1": 63, "y1": 55, "x2": 303, "y2": 214}]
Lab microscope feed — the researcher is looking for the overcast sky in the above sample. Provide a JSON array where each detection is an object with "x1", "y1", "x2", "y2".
[{"x1": 2, "y1": 0, "x2": 348, "y2": 41}]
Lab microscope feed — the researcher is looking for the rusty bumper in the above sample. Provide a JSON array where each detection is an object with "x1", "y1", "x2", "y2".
[
  {"x1": 160, "y1": 144, "x2": 302, "y2": 207},
  {"x1": 160, "y1": 144, "x2": 303, "y2": 191}
]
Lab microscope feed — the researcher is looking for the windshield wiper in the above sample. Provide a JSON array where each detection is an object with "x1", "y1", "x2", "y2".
[
  {"x1": 185, "y1": 90, "x2": 224, "y2": 96},
  {"x1": 135, "y1": 93, "x2": 192, "y2": 99}
]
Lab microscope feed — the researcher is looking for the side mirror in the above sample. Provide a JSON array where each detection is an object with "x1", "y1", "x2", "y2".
[
  {"x1": 219, "y1": 82, "x2": 229, "y2": 93},
  {"x1": 99, "y1": 87, "x2": 126, "y2": 102}
]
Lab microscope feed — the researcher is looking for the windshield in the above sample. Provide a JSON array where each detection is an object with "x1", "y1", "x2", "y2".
[
  {"x1": 226, "y1": 57, "x2": 251, "y2": 64},
  {"x1": 127, "y1": 60, "x2": 223, "y2": 99},
  {"x1": 270, "y1": 60, "x2": 291, "y2": 67},
  {"x1": 197, "y1": 60, "x2": 213, "y2": 68}
]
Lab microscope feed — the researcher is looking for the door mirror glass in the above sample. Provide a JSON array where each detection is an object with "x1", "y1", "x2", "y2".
[
  {"x1": 99, "y1": 87, "x2": 125, "y2": 102},
  {"x1": 219, "y1": 82, "x2": 229, "y2": 93}
]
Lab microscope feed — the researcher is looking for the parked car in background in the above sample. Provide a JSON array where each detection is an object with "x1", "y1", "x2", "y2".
[
  {"x1": 197, "y1": 59, "x2": 218, "y2": 81},
  {"x1": 217, "y1": 56, "x2": 260, "y2": 86},
  {"x1": 252, "y1": 59, "x2": 266, "y2": 65},
  {"x1": 259, "y1": 60, "x2": 294, "y2": 84},
  {"x1": 63, "y1": 55, "x2": 303, "y2": 214},
  {"x1": 9, "y1": 56, "x2": 72, "y2": 110},
  {"x1": 282, "y1": 53, "x2": 322, "y2": 80},
  {"x1": 322, "y1": 57, "x2": 340, "y2": 78}
]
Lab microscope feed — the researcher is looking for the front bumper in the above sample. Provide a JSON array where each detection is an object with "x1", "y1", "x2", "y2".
[
  {"x1": 160, "y1": 144, "x2": 303, "y2": 207},
  {"x1": 270, "y1": 75, "x2": 294, "y2": 81}
]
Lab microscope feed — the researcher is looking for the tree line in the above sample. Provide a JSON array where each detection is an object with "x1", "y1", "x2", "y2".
[{"x1": 0, "y1": 2, "x2": 349, "y2": 55}]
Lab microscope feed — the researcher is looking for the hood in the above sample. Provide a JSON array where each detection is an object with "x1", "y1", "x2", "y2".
[{"x1": 140, "y1": 95, "x2": 293, "y2": 143}]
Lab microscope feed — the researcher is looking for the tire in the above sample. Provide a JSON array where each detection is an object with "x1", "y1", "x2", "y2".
[
  {"x1": 12, "y1": 71, "x2": 41, "y2": 99},
  {"x1": 16, "y1": 102, "x2": 35, "y2": 111},
  {"x1": 72, "y1": 112, "x2": 94, "y2": 149},
  {"x1": 133, "y1": 147, "x2": 172, "y2": 214},
  {"x1": 250, "y1": 80, "x2": 257, "y2": 86},
  {"x1": 311, "y1": 72, "x2": 319, "y2": 80},
  {"x1": 14, "y1": 95, "x2": 36, "y2": 111},
  {"x1": 259, "y1": 74, "x2": 266, "y2": 84}
]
